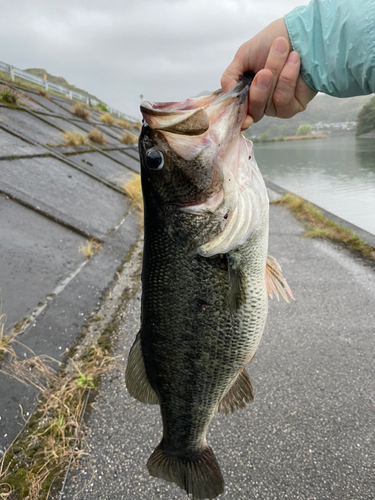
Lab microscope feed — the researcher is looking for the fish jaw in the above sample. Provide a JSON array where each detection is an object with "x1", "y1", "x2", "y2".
[
  {"x1": 179, "y1": 76, "x2": 269, "y2": 256},
  {"x1": 139, "y1": 72, "x2": 268, "y2": 254}
]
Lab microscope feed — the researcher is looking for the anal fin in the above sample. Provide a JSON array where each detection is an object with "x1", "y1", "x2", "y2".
[
  {"x1": 125, "y1": 332, "x2": 159, "y2": 404},
  {"x1": 217, "y1": 369, "x2": 253, "y2": 415},
  {"x1": 266, "y1": 255, "x2": 294, "y2": 303}
]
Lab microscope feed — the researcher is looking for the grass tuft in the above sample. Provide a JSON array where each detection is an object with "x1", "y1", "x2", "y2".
[
  {"x1": 71, "y1": 103, "x2": 90, "y2": 120},
  {"x1": 79, "y1": 239, "x2": 101, "y2": 258},
  {"x1": 121, "y1": 174, "x2": 143, "y2": 230},
  {"x1": 87, "y1": 128, "x2": 107, "y2": 145},
  {"x1": 99, "y1": 112, "x2": 115, "y2": 125},
  {"x1": 121, "y1": 174, "x2": 143, "y2": 212},
  {"x1": 38, "y1": 90, "x2": 50, "y2": 99},
  {"x1": 96, "y1": 103, "x2": 108, "y2": 113},
  {"x1": 132, "y1": 122, "x2": 142, "y2": 131},
  {"x1": 116, "y1": 118, "x2": 131, "y2": 129},
  {"x1": 63, "y1": 131, "x2": 87, "y2": 147},
  {"x1": 272, "y1": 193, "x2": 375, "y2": 261},
  {"x1": 0, "y1": 87, "x2": 18, "y2": 105},
  {"x1": 0, "y1": 315, "x2": 16, "y2": 362},
  {"x1": 0, "y1": 341, "x2": 114, "y2": 499},
  {"x1": 121, "y1": 131, "x2": 138, "y2": 145}
]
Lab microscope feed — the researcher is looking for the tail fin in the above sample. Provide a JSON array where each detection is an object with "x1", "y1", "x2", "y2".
[{"x1": 147, "y1": 442, "x2": 224, "y2": 499}]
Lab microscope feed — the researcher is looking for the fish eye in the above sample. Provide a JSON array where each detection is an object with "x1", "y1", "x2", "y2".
[{"x1": 146, "y1": 149, "x2": 164, "y2": 171}]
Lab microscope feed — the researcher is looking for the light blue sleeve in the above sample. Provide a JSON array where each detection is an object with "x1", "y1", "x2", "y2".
[{"x1": 284, "y1": 0, "x2": 375, "y2": 97}]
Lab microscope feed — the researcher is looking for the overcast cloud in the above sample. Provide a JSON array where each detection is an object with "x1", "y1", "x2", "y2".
[{"x1": 2, "y1": 0, "x2": 309, "y2": 118}]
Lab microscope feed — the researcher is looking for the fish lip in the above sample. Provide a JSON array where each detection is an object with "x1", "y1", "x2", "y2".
[
  {"x1": 206, "y1": 72, "x2": 254, "y2": 108},
  {"x1": 140, "y1": 101, "x2": 186, "y2": 116},
  {"x1": 140, "y1": 72, "x2": 254, "y2": 128}
]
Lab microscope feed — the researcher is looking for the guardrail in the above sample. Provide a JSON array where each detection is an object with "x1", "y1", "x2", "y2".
[{"x1": 0, "y1": 60, "x2": 137, "y2": 123}]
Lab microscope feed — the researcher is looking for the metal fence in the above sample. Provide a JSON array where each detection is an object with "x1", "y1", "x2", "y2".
[{"x1": 0, "y1": 60, "x2": 137, "y2": 122}]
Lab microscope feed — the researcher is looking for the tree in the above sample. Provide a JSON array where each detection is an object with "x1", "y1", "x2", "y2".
[
  {"x1": 296, "y1": 125, "x2": 312, "y2": 136},
  {"x1": 356, "y1": 96, "x2": 375, "y2": 136}
]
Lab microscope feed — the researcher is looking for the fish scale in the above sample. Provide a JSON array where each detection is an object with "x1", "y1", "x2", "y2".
[{"x1": 142, "y1": 218, "x2": 267, "y2": 450}]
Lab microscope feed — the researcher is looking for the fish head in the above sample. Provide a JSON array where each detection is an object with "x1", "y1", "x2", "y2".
[{"x1": 139, "y1": 73, "x2": 269, "y2": 254}]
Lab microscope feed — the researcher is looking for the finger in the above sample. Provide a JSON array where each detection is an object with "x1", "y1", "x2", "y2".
[
  {"x1": 263, "y1": 37, "x2": 290, "y2": 116},
  {"x1": 272, "y1": 51, "x2": 301, "y2": 118},
  {"x1": 248, "y1": 69, "x2": 273, "y2": 123},
  {"x1": 241, "y1": 115, "x2": 254, "y2": 130},
  {"x1": 221, "y1": 57, "x2": 246, "y2": 93}
]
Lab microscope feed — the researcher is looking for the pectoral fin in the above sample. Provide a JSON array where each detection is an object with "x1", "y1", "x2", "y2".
[
  {"x1": 227, "y1": 253, "x2": 246, "y2": 313},
  {"x1": 217, "y1": 369, "x2": 253, "y2": 415},
  {"x1": 265, "y1": 255, "x2": 294, "y2": 303},
  {"x1": 125, "y1": 332, "x2": 159, "y2": 405}
]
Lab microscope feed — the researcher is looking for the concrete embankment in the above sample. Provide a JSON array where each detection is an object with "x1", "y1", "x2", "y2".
[
  {"x1": 62, "y1": 187, "x2": 375, "y2": 500},
  {"x1": 0, "y1": 81, "x2": 141, "y2": 453}
]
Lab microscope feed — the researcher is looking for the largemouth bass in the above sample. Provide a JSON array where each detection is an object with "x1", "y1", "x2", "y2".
[{"x1": 125, "y1": 73, "x2": 293, "y2": 499}]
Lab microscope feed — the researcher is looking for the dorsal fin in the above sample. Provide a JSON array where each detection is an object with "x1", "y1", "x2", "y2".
[{"x1": 265, "y1": 255, "x2": 294, "y2": 303}]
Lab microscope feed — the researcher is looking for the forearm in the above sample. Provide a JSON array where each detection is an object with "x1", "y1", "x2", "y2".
[{"x1": 285, "y1": 0, "x2": 375, "y2": 97}]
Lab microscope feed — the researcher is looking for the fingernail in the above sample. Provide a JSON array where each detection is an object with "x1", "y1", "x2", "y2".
[
  {"x1": 273, "y1": 38, "x2": 288, "y2": 55},
  {"x1": 288, "y1": 51, "x2": 299, "y2": 64},
  {"x1": 256, "y1": 73, "x2": 272, "y2": 90}
]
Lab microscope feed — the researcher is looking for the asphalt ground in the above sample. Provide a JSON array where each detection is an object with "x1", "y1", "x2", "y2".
[{"x1": 62, "y1": 189, "x2": 375, "y2": 500}]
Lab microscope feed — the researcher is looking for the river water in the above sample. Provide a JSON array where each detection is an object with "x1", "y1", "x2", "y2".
[{"x1": 254, "y1": 135, "x2": 375, "y2": 235}]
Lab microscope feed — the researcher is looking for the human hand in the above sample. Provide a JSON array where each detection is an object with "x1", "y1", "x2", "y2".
[{"x1": 221, "y1": 18, "x2": 317, "y2": 128}]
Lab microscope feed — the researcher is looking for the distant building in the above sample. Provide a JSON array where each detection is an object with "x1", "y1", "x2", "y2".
[{"x1": 312, "y1": 121, "x2": 357, "y2": 133}]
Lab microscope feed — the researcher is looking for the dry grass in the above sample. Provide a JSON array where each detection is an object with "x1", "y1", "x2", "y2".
[
  {"x1": 63, "y1": 131, "x2": 87, "y2": 147},
  {"x1": 272, "y1": 193, "x2": 375, "y2": 261},
  {"x1": 87, "y1": 128, "x2": 107, "y2": 145},
  {"x1": 18, "y1": 98, "x2": 32, "y2": 108},
  {"x1": 121, "y1": 174, "x2": 143, "y2": 227},
  {"x1": 132, "y1": 121, "x2": 142, "y2": 131},
  {"x1": 38, "y1": 90, "x2": 50, "y2": 99},
  {"x1": 71, "y1": 103, "x2": 90, "y2": 120},
  {"x1": 116, "y1": 118, "x2": 131, "y2": 128},
  {"x1": 92, "y1": 106, "x2": 103, "y2": 114},
  {"x1": 79, "y1": 239, "x2": 101, "y2": 258},
  {"x1": 121, "y1": 130, "x2": 138, "y2": 145},
  {"x1": 0, "y1": 347, "x2": 114, "y2": 499},
  {"x1": 99, "y1": 112, "x2": 115, "y2": 125},
  {"x1": 0, "y1": 84, "x2": 39, "y2": 108},
  {"x1": 0, "y1": 310, "x2": 115, "y2": 499},
  {"x1": 1, "y1": 316, "x2": 56, "y2": 392},
  {"x1": 0, "y1": 315, "x2": 16, "y2": 361}
]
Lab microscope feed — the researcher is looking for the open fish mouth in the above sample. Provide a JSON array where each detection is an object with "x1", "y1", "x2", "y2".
[
  {"x1": 140, "y1": 72, "x2": 254, "y2": 138},
  {"x1": 140, "y1": 73, "x2": 269, "y2": 257}
]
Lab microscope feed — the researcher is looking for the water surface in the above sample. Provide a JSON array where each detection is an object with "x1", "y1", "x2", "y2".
[{"x1": 254, "y1": 135, "x2": 375, "y2": 235}]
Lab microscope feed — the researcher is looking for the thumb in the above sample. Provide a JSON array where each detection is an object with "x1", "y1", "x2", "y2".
[{"x1": 221, "y1": 58, "x2": 246, "y2": 92}]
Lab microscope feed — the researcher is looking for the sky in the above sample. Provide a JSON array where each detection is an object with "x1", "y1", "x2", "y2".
[{"x1": 1, "y1": 0, "x2": 309, "y2": 119}]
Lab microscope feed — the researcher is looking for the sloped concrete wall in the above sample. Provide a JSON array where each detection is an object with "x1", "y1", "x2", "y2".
[{"x1": 0, "y1": 81, "x2": 141, "y2": 450}]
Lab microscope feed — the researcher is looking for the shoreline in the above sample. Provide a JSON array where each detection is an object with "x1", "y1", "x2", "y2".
[{"x1": 252, "y1": 134, "x2": 328, "y2": 143}]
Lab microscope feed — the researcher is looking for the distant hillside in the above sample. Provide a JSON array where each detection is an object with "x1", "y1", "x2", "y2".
[
  {"x1": 24, "y1": 68, "x2": 100, "y2": 102},
  {"x1": 246, "y1": 93, "x2": 374, "y2": 138}
]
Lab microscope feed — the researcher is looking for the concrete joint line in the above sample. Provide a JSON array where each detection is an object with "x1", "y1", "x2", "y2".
[
  {"x1": 0, "y1": 120, "x2": 128, "y2": 196},
  {"x1": 0, "y1": 180, "x2": 105, "y2": 242},
  {"x1": 13, "y1": 260, "x2": 89, "y2": 339}
]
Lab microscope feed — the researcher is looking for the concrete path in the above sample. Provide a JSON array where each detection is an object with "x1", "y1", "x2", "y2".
[{"x1": 62, "y1": 189, "x2": 375, "y2": 500}]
